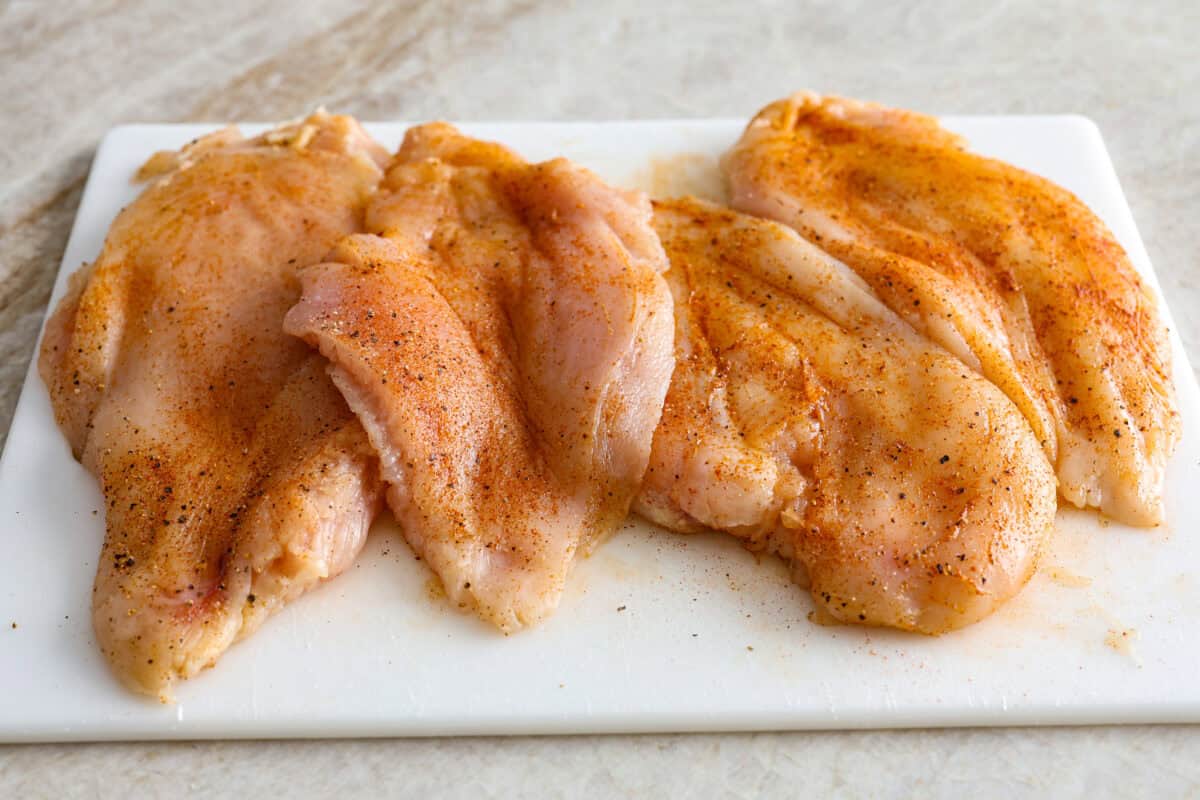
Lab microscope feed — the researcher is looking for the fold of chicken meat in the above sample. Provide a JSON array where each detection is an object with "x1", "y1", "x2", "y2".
[
  {"x1": 284, "y1": 123, "x2": 674, "y2": 631},
  {"x1": 723, "y1": 92, "x2": 1180, "y2": 526},
  {"x1": 635, "y1": 198, "x2": 1056, "y2": 633},
  {"x1": 38, "y1": 112, "x2": 388, "y2": 699}
]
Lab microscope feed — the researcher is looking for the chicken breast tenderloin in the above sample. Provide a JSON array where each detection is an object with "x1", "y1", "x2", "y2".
[
  {"x1": 285, "y1": 123, "x2": 674, "y2": 630},
  {"x1": 39, "y1": 113, "x2": 388, "y2": 698},
  {"x1": 636, "y1": 198, "x2": 1057, "y2": 633}
]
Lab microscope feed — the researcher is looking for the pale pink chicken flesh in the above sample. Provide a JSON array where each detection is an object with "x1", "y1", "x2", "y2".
[
  {"x1": 285, "y1": 123, "x2": 674, "y2": 630},
  {"x1": 636, "y1": 198, "x2": 1057, "y2": 633},
  {"x1": 38, "y1": 113, "x2": 388, "y2": 698},
  {"x1": 723, "y1": 93, "x2": 1180, "y2": 526}
]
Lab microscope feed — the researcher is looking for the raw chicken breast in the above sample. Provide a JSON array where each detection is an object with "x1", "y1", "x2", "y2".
[
  {"x1": 38, "y1": 113, "x2": 388, "y2": 698},
  {"x1": 724, "y1": 93, "x2": 1180, "y2": 526},
  {"x1": 636, "y1": 198, "x2": 1057, "y2": 633},
  {"x1": 285, "y1": 123, "x2": 674, "y2": 630}
]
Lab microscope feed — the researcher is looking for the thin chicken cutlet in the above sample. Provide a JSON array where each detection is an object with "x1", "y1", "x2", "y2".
[
  {"x1": 39, "y1": 113, "x2": 388, "y2": 698},
  {"x1": 285, "y1": 124, "x2": 675, "y2": 630},
  {"x1": 724, "y1": 93, "x2": 1180, "y2": 526},
  {"x1": 637, "y1": 198, "x2": 1057, "y2": 632}
]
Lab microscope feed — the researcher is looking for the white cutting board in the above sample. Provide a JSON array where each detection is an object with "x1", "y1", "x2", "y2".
[{"x1": 1, "y1": 118, "x2": 1198, "y2": 741}]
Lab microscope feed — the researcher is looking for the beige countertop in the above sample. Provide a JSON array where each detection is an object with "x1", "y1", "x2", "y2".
[{"x1": 1, "y1": 0, "x2": 1198, "y2": 795}]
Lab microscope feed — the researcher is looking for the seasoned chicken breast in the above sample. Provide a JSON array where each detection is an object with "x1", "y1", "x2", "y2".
[
  {"x1": 636, "y1": 198, "x2": 1056, "y2": 633},
  {"x1": 38, "y1": 113, "x2": 388, "y2": 698},
  {"x1": 285, "y1": 124, "x2": 674, "y2": 630},
  {"x1": 723, "y1": 93, "x2": 1180, "y2": 526}
]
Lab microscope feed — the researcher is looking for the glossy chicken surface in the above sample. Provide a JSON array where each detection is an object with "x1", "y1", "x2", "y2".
[
  {"x1": 635, "y1": 198, "x2": 1056, "y2": 633},
  {"x1": 285, "y1": 124, "x2": 674, "y2": 630},
  {"x1": 39, "y1": 113, "x2": 388, "y2": 698},
  {"x1": 723, "y1": 93, "x2": 1180, "y2": 526}
]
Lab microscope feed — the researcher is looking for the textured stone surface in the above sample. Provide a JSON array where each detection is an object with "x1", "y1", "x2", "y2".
[{"x1": 1, "y1": 0, "x2": 1197, "y2": 795}]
